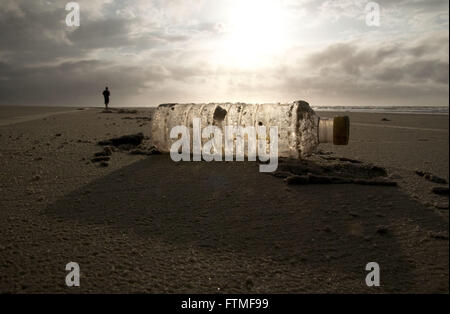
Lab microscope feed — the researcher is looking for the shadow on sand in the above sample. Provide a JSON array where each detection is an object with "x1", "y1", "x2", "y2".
[{"x1": 43, "y1": 155, "x2": 449, "y2": 293}]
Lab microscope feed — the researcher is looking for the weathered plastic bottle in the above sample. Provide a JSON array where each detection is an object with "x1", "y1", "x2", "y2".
[{"x1": 151, "y1": 100, "x2": 349, "y2": 158}]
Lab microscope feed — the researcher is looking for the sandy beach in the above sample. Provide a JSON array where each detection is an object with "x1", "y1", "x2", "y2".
[{"x1": 0, "y1": 106, "x2": 448, "y2": 293}]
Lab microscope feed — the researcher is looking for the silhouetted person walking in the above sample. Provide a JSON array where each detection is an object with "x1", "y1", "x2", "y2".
[{"x1": 102, "y1": 87, "x2": 110, "y2": 109}]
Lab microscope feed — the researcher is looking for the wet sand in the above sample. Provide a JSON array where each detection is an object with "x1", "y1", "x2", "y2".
[
  {"x1": 0, "y1": 106, "x2": 84, "y2": 127},
  {"x1": 0, "y1": 106, "x2": 448, "y2": 293}
]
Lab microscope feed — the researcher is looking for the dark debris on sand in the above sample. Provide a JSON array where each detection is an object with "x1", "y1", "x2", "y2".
[
  {"x1": 91, "y1": 133, "x2": 160, "y2": 165},
  {"x1": 129, "y1": 148, "x2": 161, "y2": 156},
  {"x1": 429, "y1": 231, "x2": 449, "y2": 240},
  {"x1": 117, "y1": 109, "x2": 138, "y2": 114},
  {"x1": 101, "y1": 108, "x2": 139, "y2": 114},
  {"x1": 91, "y1": 144, "x2": 112, "y2": 166},
  {"x1": 98, "y1": 133, "x2": 144, "y2": 148},
  {"x1": 91, "y1": 156, "x2": 110, "y2": 163},
  {"x1": 121, "y1": 117, "x2": 152, "y2": 121},
  {"x1": 432, "y1": 186, "x2": 449, "y2": 196},
  {"x1": 376, "y1": 226, "x2": 390, "y2": 236},
  {"x1": 415, "y1": 170, "x2": 448, "y2": 184},
  {"x1": 276, "y1": 152, "x2": 396, "y2": 187},
  {"x1": 94, "y1": 146, "x2": 113, "y2": 157}
]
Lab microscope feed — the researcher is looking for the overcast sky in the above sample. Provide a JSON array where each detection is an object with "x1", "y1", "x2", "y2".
[{"x1": 0, "y1": 0, "x2": 448, "y2": 107}]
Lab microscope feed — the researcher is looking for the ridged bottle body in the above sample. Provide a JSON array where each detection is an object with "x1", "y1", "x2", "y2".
[{"x1": 151, "y1": 101, "x2": 319, "y2": 158}]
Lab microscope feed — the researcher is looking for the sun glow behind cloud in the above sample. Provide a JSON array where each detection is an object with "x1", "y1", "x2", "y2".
[{"x1": 215, "y1": 0, "x2": 290, "y2": 68}]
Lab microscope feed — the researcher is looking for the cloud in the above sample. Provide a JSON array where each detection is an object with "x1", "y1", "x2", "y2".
[
  {"x1": 0, "y1": 59, "x2": 173, "y2": 106},
  {"x1": 276, "y1": 30, "x2": 449, "y2": 105},
  {"x1": 0, "y1": 0, "x2": 448, "y2": 107}
]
